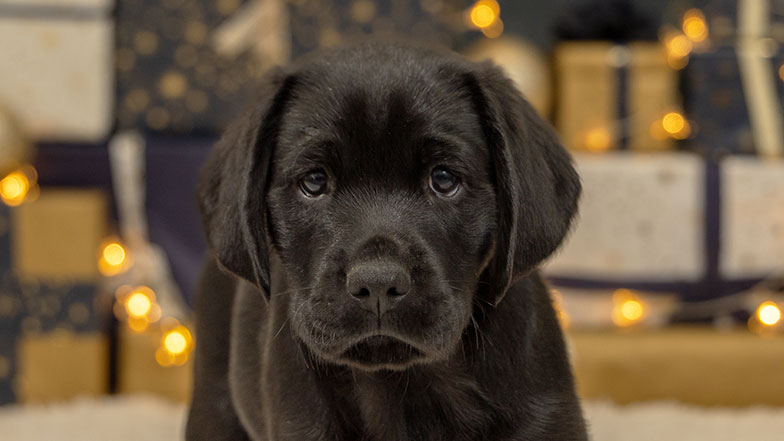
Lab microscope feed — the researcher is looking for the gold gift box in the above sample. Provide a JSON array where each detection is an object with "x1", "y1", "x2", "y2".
[
  {"x1": 12, "y1": 189, "x2": 107, "y2": 282},
  {"x1": 555, "y1": 41, "x2": 680, "y2": 152}
]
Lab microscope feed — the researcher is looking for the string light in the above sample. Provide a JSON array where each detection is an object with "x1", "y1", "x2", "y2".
[
  {"x1": 756, "y1": 301, "x2": 782, "y2": 327},
  {"x1": 114, "y1": 285, "x2": 161, "y2": 332},
  {"x1": 469, "y1": 1, "x2": 499, "y2": 28},
  {"x1": 583, "y1": 127, "x2": 612, "y2": 152},
  {"x1": 682, "y1": 9, "x2": 708, "y2": 43},
  {"x1": 466, "y1": 1, "x2": 502, "y2": 38},
  {"x1": 155, "y1": 319, "x2": 194, "y2": 367},
  {"x1": 98, "y1": 239, "x2": 130, "y2": 276},
  {"x1": 660, "y1": 112, "x2": 691, "y2": 139},
  {"x1": 0, "y1": 165, "x2": 37, "y2": 206},
  {"x1": 666, "y1": 34, "x2": 693, "y2": 58},
  {"x1": 127, "y1": 292, "x2": 152, "y2": 318},
  {"x1": 612, "y1": 289, "x2": 647, "y2": 327},
  {"x1": 663, "y1": 31, "x2": 693, "y2": 69}
]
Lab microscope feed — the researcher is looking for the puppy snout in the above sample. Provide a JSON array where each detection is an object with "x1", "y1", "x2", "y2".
[{"x1": 346, "y1": 261, "x2": 410, "y2": 316}]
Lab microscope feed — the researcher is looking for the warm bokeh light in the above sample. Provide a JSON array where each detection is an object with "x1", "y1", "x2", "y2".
[
  {"x1": 115, "y1": 285, "x2": 160, "y2": 332},
  {"x1": 0, "y1": 170, "x2": 30, "y2": 206},
  {"x1": 612, "y1": 289, "x2": 646, "y2": 327},
  {"x1": 126, "y1": 292, "x2": 152, "y2": 318},
  {"x1": 103, "y1": 242, "x2": 126, "y2": 265},
  {"x1": 157, "y1": 323, "x2": 194, "y2": 367},
  {"x1": 665, "y1": 33, "x2": 693, "y2": 59},
  {"x1": 662, "y1": 112, "x2": 685, "y2": 134},
  {"x1": 620, "y1": 299, "x2": 644, "y2": 321},
  {"x1": 660, "y1": 112, "x2": 691, "y2": 139},
  {"x1": 481, "y1": 19, "x2": 504, "y2": 38},
  {"x1": 583, "y1": 127, "x2": 612, "y2": 152},
  {"x1": 468, "y1": 1, "x2": 500, "y2": 29},
  {"x1": 779, "y1": 63, "x2": 784, "y2": 81},
  {"x1": 756, "y1": 301, "x2": 782, "y2": 327},
  {"x1": 99, "y1": 238, "x2": 130, "y2": 276},
  {"x1": 682, "y1": 9, "x2": 708, "y2": 43},
  {"x1": 164, "y1": 329, "x2": 188, "y2": 355}
]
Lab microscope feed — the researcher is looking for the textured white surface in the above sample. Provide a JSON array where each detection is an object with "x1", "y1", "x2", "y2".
[
  {"x1": 545, "y1": 152, "x2": 704, "y2": 280},
  {"x1": 0, "y1": 13, "x2": 113, "y2": 141},
  {"x1": 721, "y1": 157, "x2": 784, "y2": 278},
  {"x1": 1, "y1": 396, "x2": 783, "y2": 441},
  {"x1": 585, "y1": 400, "x2": 784, "y2": 441}
]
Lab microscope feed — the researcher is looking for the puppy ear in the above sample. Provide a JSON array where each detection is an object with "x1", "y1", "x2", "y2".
[
  {"x1": 198, "y1": 70, "x2": 296, "y2": 296},
  {"x1": 467, "y1": 62, "x2": 580, "y2": 305}
]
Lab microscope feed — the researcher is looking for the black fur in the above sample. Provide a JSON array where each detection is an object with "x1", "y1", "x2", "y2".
[{"x1": 187, "y1": 41, "x2": 587, "y2": 441}]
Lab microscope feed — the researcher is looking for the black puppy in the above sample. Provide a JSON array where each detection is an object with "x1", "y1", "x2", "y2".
[{"x1": 187, "y1": 41, "x2": 587, "y2": 441}]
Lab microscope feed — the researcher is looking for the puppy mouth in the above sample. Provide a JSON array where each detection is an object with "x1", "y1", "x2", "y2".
[{"x1": 340, "y1": 335, "x2": 425, "y2": 370}]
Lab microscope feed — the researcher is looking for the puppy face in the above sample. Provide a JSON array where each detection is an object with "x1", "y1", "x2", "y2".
[
  {"x1": 199, "y1": 42, "x2": 580, "y2": 373},
  {"x1": 266, "y1": 53, "x2": 497, "y2": 370}
]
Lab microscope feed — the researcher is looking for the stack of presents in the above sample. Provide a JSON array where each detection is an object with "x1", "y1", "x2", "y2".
[{"x1": 0, "y1": 0, "x2": 782, "y2": 406}]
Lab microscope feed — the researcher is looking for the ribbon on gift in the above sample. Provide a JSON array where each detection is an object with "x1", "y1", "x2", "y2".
[
  {"x1": 737, "y1": 0, "x2": 784, "y2": 158},
  {"x1": 211, "y1": 0, "x2": 290, "y2": 70},
  {"x1": 607, "y1": 45, "x2": 631, "y2": 149}
]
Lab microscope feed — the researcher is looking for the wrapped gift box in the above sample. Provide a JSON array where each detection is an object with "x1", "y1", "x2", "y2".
[
  {"x1": 287, "y1": 0, "x2": 467, "y2": 58},
  {"x1": 554, "y1": 41, "x2": 679, "y2": 152},
  {"x1": 682, "y1": 45, "x2": 784, "y2": 157},
  {"x1": 545, "y1": 152, "x2": 782, "y2": 305},
  {"x1": 0, "y1": 190, "x2": 111, "y2": 404},
  {"x1": 115, "y1": 0, "x2": 289, "y2": 134},
  {"x1": 0, "y1": 0, "x2": 114, "y2": 141},
  {"x1": 546, "y1": 152, "x2": 705, "y2": 282},
  {"x1": 116, "y1": 326, "x2": 192, "y2": 403},
  {"x1": 721, "y1": 156, "x2": 784, "y2": 278}
]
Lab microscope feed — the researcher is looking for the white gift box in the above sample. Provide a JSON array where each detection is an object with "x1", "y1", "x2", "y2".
[
  {"x1": 721, "y1": 157, "x2": 784, "y2": 278},
  {"x1": 545, "y1": 152, "x2": 706, "y2": 282},
  {"x1": 0, "y1": 0, "x2": 113, "y2": 141}
]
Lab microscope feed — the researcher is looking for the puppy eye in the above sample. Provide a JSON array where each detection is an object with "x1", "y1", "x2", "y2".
[
  {"x1": 299, "y1": 169, "x2": 329, "y2": 197},
  {"x1": 429, "y1": 166, "x2": 460, "y2": 197}
]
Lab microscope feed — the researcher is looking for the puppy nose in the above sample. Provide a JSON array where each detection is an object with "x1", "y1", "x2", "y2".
[{"x1": 346, "y1": 261, "x2": 410, "y2": 315}]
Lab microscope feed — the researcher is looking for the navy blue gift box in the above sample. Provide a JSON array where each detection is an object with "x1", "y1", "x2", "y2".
[
  {"x1": 0, "y1": 194, "x2": 110, "y2": 405},
  {"x1": 682, "y1": 45, "x2": 784, "y2": 157},
  {"x1": 115, "y1": 0, "x2": 271, "y2": 135},
  {"x1": 288, "y1": 0, "x2": 471, "y2": 58}
]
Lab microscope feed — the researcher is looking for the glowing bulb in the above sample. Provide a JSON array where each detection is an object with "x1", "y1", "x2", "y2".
[
  {"x1": 102, "y1": 243, "x2": 126, "y2": 266},
  {"x1": 756, "y1": 301, "x2": 782, "y2": 327},
  {"x1": 583, "y1": 127, "x2": 612, "y2": 152},
  {"x1": 620, "y1": 299, "x2": 644, "y2": 321},
  {"x1": 612, "y1": 289, "x2": 646, "y2": 327},
  {"x1": 778, "y1": 64, "x2": 784, "y2": 82},
  {"x1": 0, "y1": 171, "x2": 30, "y2": 206},
  {"x1": 682, "y1": 9, "x2": 708, "y2": 42},
  {"x1": 666, "y1": 34, "x2": 693, "y2": 59},
  {"x1": 662, "y1": 112, "x2": 685, "y2": 134},
  {"x1": 164, "y1": 330, "x2": 188, "y2": 354},
  {"x1": 161, "y1": 324, "x2": 193, "y2": 364},
  {"x1": 126, "y1": 292, "x2": 152, "y2": 318},
  {"x1": 469, "y1": 1, "x2": 499, "y2": 29},
  {"x1": 99, "y1": 238, "x2": 130, "y2": 276}
]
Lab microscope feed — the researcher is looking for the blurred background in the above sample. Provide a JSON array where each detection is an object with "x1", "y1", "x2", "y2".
[{"x1": 0, "y1": 0, "x2": 783, "y2": 439}]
